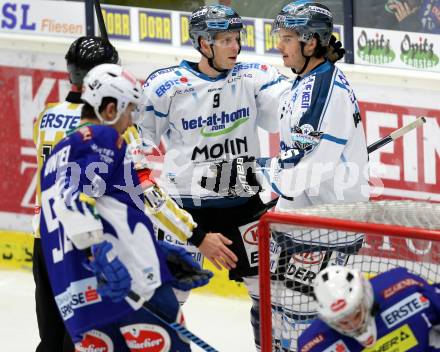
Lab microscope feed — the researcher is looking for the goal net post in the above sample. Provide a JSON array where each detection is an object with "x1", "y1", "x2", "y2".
[{"x1": 257, "y1": 201, "x2": 440, "y2": 352}]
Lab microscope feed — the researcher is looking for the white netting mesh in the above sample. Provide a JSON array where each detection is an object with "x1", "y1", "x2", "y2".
[{"x1": 261, "y1": 200, "x2": 440, "y2": 352}]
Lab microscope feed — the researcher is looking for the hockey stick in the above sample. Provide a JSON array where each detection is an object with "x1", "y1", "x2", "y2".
[
  {"x1": 367, "y1": 116, "x2": 426, "y2": 154},
  {"x1": 94, "y1": 0, "x2": 108, "y2": 41},
  {"x1": 127, "y1": 290, "x2": 219, "y2": 352}
]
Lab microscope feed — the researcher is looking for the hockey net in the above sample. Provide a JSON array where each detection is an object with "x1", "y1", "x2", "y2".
[{"x1": 257, "y1": 200, "x2": 440, "y2": 352}]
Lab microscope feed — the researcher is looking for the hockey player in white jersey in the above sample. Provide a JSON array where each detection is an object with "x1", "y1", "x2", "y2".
[
  {"x1": 194, "y1": 2, "x2": 368, "y2": 350},
  {"x1": 138, "y1": 4, "x2": 347, "y2": 350},
  {"x1": 138, "y1": 5, "x2": 292, "y2": 349}
]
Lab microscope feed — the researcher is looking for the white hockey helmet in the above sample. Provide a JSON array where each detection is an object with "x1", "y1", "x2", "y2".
[
  {"x1": 81, "y1": 63, "x2": 141, "y2": 125},
  {"x1": 313, "y1": 266, "x2": 375, "y2": 339}
]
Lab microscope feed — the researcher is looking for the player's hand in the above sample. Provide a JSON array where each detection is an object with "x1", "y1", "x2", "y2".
[
  {"x1": 157, "y1": 241, "x2": 213, "y2": 291},
  {"x1": 326, "y1": 35, "x2": 345, "y2": 63},
  {"x1": 199, "y1": 156, "x2": 262, "y2": 198},
  {"x1": 389, "y1": 1, "x2": 418, "y2": 21},
  {"x1": 198, "y1": 232, "x2": 238, "y2": 270},
  {"x1": 88, "y1": 241, "x2": 132, "y2": 302}
]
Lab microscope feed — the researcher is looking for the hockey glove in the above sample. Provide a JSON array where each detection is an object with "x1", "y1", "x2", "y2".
[
  {"x1": 87, "y1": 241, "x2": 132, "y2": 302},
  {"x1": 158, "y1": 241, "x2": 213, "y2": 291},
  {"x1": 199, "y1": 156, "x2": 262, "y2": 198},
  {"x1": 325, "y1": 35, "x2": 346, "y2": 63}
]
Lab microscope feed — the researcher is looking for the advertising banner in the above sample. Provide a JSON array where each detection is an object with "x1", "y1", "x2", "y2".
[
  {"x1": 0, "y1": 0, "x2": 85, "y2": 37},
  {"x1": 101, "y1": 5, "x2": 131, "y2": 41},
  {"x1": 354, "y1": 27, "x2": 440, "y2": 72},
  {"x1": 138, "y1": 9, "x2": 172, "y2": 44}
]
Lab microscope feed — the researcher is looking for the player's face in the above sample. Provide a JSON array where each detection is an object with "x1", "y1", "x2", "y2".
[
  {"x1": 333, "y1": 304, "x2": 366, "y2": 336},
  {"x1": 114, "y1": 103, "x2": 135, "y2": 134},
  {"x1": 276, "y1": 29, "x2": 306, "y2": 71},
  {"x1": 212, "y1": 31, "x2": 241, "y2": 69}
]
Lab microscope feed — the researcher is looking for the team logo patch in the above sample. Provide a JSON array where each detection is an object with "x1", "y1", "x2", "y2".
[
  {"x1": 239, "y1": 221, "x2": 259, "y2": 268},
  {"x1": 381, "y1": 292, "x2": 430, "y2": 328},
  {"x1": 121, "y1": 323, "x2": 171, "y2": 351},
  {"x1": 76, "y1": 330, "x2": 113, "y2": 352},
  {"x1": 322, "y1": 340, "x2": 349, "y2": 352},
  {"x1": 382, "y1": 278, "x2": 423, "y2": 299},
  {"x1": 291, "y1": 124, "x2": 323, "y2": 151},
  {"x1": 294, "y1": 251, "x2": 324, "y2": 265},
  {"x1": 300, "y1": 334, "x2": 324, "y2": 352},
  {"x1": 362, "y1": 324, "x2": 418, "y2": 352}
]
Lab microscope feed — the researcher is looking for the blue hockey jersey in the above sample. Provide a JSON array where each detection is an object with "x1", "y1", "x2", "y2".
[
  {"x1": 298, "y1": 267, "x2": 440, "y2": 352},
  {"x1": 39, "y1": 123, "x2": 172, "y2": 342}
]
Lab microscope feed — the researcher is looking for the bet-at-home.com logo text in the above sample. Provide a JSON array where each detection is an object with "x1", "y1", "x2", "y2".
[{"x1": 357, "y1": 30, "x2": 395, "y2": 65}]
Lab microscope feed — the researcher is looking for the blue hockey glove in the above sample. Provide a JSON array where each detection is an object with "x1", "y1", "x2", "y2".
[
  {"x1": 158, "y1": 241, "x2": 213, "y2": 291},
  {"x1": 88, "y1": 241, "x2": 132, "y2": 302}
]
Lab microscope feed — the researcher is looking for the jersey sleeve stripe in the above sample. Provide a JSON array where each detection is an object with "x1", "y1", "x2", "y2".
[
  {"x1": 321, "y1": 134, "x2": 348, "y2": 145},
  {"x1": 146, "y1": 106, "x2": 168, "y2": 118}
]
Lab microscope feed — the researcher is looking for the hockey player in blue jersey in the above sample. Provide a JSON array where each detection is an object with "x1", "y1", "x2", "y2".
[
  {"x1": 32, "y1": 35, "x2": 120, "y2": 352},
  {"x1": 39, "y1": 63, "x2": 211, "y2": 351},
  {"x1": 298, "y1": 265, "x2": 440, "y2": 351}
]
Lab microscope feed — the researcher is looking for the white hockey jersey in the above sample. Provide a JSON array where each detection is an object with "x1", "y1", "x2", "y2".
[
  {"x1": 260, "y1": 60, "x2": 369, "y2": 213},
  {"x1": 139, "y1": 60, "x2": 290, "y2": 207}
]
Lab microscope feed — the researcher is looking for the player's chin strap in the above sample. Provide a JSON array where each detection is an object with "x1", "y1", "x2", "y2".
[{"x1": 291, "y1": 42, "x2": 311, "y2": 75}]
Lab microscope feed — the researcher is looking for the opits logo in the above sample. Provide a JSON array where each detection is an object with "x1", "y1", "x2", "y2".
[
  {"x1": 243, "y1": 223, "x2": 258, "y2": 245},
  {"x1": 357, "y1": 30, "x2": 395, "y2": 65},
  {"x1": 400, "y1": 34, "x2": 439, "y2": 69},
  {"x1": 331, "y1": 299, "x2": 347, "y2": 312},
  {"x1": 122, "y1": 323, "x2": 171, "y2": 351},
  {"x1": 293, "y1": 251, "x2": 324, "y2": 265}
]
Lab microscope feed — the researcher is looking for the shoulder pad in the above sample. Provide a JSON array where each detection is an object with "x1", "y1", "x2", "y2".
[{"x1": 143, "y1": 66, "x2": 180, "y2": 88}]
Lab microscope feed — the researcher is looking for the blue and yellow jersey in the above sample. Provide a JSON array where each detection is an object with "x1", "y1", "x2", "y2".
[{"x1": 32, "y1": 96, "x2": 82, "y2": 237}]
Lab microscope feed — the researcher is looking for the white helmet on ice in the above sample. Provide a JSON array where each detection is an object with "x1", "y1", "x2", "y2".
[
  {"x1": 81, "y1": 63, "x2": 141, "y2": 125},
  {"x1": 313, "y1": 266, "x2": 376, "y2": 344}
]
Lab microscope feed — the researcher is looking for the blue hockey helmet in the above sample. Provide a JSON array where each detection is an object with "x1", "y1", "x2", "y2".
[
  {"x1": 189, "y1": 5, "x2": 244, "y2": 50},
  {"x1": 272, "y1": 1, "x2": 333, "y2": 46}
]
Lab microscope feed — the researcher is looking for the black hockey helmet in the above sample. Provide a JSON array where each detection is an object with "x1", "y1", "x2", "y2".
[
  {"x1": 273, "y1": 1, "x2": 333, "y2": 46},
  {"x1": 65, "y1": 36, "x2": 119, "y2": 86},
  {"x1": 189, "y1": 5, "x2": 243, "y2": 50}
]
